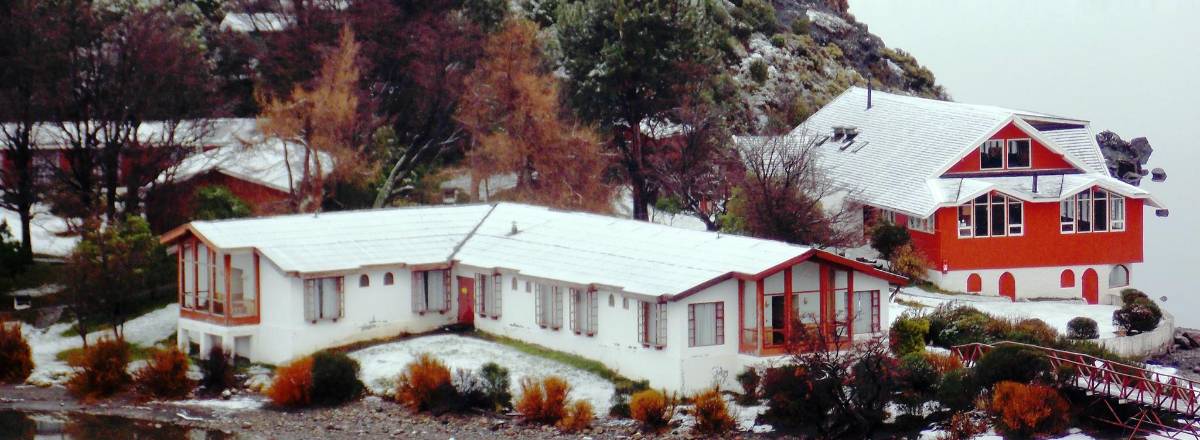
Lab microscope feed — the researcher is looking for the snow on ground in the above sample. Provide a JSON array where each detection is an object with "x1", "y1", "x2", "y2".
[
  {"x1": 23, "y1": 304, "x2": 179, "y2": 386},
  {"x1": 165, "y1": 396, "x2": 266, "y2": 414},
  {"x1": 890, "y1": 288, "x2": 1121, "y2": 338},
  {"x1": 0, "y1": 205, "x2": 78, "y2": 257},
  {"x1": 349, "y1": 334, "x2": 615, "y2": 415}
]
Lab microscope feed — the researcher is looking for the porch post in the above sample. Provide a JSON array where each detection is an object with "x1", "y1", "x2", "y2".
[
  {"x1": 783, "y1": 267, "x2": 793, "y2": 345},
  {"x1": 756, "y1": 279, "x2": 765, "y2": 353},
  {"x1": 846, "y1": 271, "x2": 855, "y2": 338},
  {"x1": 819, "y1": 263, "x2": 831, "y2": 335},
  {"x1": 224, "y1": 254, "x2": 232, "y2": 323}
]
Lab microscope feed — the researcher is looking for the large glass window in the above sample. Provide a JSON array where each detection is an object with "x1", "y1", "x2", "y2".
[
  {"x1": 958, "y1": 205, "x2": 973, "y2": 238},
  {"x1": 852, "y1": 291, "x2": 881, "y2": 335},
  {"x1": 1007, "y1": 139, "x2": 1031, "y2": 168},
  {"x1": 960, "y1": 193, "x2": 1022, "y2": 238},
  {"x1": 413, "y1": 270, "x2": 447, "y2": 313},
  {"x1": 980, "y1": 140, "x2": 1004, "y2": 169},
  {"x1": 1077, "y1": 191, "x2": 1092, "y2": 232},
  {"x1": 1060, "y1": 200, "x2": 1076, "y2": 233},
  {"x1": 1061, "y1": 188, "x2": 1126, "y2": 234},
  {"x1": 1111, "y1": 197, "x2": 1126, "y2": 230}
]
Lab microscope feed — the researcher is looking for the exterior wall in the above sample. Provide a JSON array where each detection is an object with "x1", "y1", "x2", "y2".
[
  {"x1": 943, "y1": 122, "x2": 1077, "y2": 175},
  {"x1": 147, "y1": 171, "x2": 290, "y2": 233},
  {"x1": 929, "y1": 198, "x2": 1143, "y2": 271},
  {"x1": 929, "y1": 263, "x2": 1135, "y2": 303}
]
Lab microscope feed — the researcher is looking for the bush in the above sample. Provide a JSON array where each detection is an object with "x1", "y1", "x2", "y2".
[
  {"x1": 870, "y1": 222, "x2": 910, "y2": 260},
  {"x1": 791, "y1": 13, "x2": 811, "y2": 34},
  {"x1": 769, "y1": 33, "x2": 787, "y2": 48},
  {"x1": 1067, "y1": 317, "x2": 1099, "y2": 339},
  {"x1": 1113, "y1": 297, "x2": 1161, "y2": 334},
  {"x1": 899, "y1": 352, "x2": 940, "y2": 395},
  {"x1": 0, "y1": 320, "x2": 34, "y2": 384},
  {"x1": 935, "y1": 412, "x2": 988, "y2": 440},
  {"x1": 479, "y1": 362, "x2": 513, "y2": 410},
  {"x1": 692, "y1": 387, "x2": 735, "y2": 434},
  {"x1": 630, "y1": 389, "x2": 671, "y2": 431},
  {"x1": 310, "y1": 351, "x2": 363, "y2": 405},
  {"x1": 749, "y1": 59, "x2": 769, "y2": 83},
  {"x1": 192, "y1": 185, "x2": 251, "y2": 221},
  {"x1": 889, "y1": 313, "x2": 930, "y2": 356},
  {"x1": 890, "y1": 244, "x2": 930, "y2": 282},
  {"x1": 734, "y1": 0, "x2": 778, "y2": 33},
  {"x1": 395, "y1": 353, "x2": 453, "y2": 412},
  {"x1": 1120, "y1": 288, "x2": 1148, "y2": 305},
  {"x1": 925, "y1": 351, "x2": 964, "y2": 374},
  {"x1": 133, "y1": 348, "x2": 194, "y2": 400},
  {"x1": 268, "y1": 357, "x2": 313, "y2": 407},
  {"x1": 935, "y1": 368, "x2": 978, "y2": 411},
  {"x1": 66, "y1": 338, "x2": 131, "y2": 400},
  {"x1": 200, "y1": 346, "x2": 235, "y2": 393},
  {"x1": 989, "y1": 381, "x2": 1070, "y2": 437},
  {"x1": 735, "y1": 367, "x2": 760, "y2": 404},
  {"x1": 972, "y1": 345, "x2": 1052, "y2": 389},
  {"x1": 517, "y1": 376, "x2": 570, "y2": 425},
  {"x1": 1005, "y1": 318, "x2": 1059, "y2": 345},
  {"x1": 609, "y1": 378, "x2": 650, "y2": 418},
  {"x1": 557, "y1": 400, "x2": 594, "y2": 432},
  {"x1": 937, "y1": 313, "x2": 991, "y2": 347}
]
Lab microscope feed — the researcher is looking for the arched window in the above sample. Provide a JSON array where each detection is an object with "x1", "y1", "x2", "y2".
[
  {"x1": 1109, "y1": 265, "x2": 1130, "y2": 288},
  {"x1": 383, "y1": 272, "x2": 394, "y2": 286},
  {"x1": 608, "y1": 294, "x2": 615, "y2": 307},
  {"x1": 359, "y1": 274, "x2": 370, "y2": 288},
  {"x1": 1060, "y1": 269, "x2": 1075, "y2": 288},
  {"x1": 966, "y1": 274, "x2": 982, "y2": 293}
]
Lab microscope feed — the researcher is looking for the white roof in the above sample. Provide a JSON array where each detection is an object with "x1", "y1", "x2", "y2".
[
  {"x1": 9, "y1": 118, "x2": 258, "y2": 150},
  {"x1": 789, "y1": 87, "x2": 1154, "y2": 217},
  {"x1": 179, "y1": 203, "x2": 839, "y2": 297},
  {"x1": 164, "y1": 137, "x2": 333, "y2": 193}
]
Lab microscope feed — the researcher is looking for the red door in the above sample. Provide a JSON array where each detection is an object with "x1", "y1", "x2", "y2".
[
  {"x1": 1082, "y1": 269, "x2": 1099, "y2": 305},
  {"x1": 999, "y1": 272, "x2": 1016, "y2": 302},
  {"x1": 456, "y1": 276, "x2": 475, "y2": 325}
]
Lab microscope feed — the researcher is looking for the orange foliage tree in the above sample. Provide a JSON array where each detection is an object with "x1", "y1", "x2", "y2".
[
  {"x1": 989, "y1": 381, "x2": 1070, "y2": 437},
  {"x1": 456, "y1": 19, "x2": 614, "y2": 213}
]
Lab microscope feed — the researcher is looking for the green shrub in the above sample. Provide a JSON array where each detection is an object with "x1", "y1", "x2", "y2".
[
  {"x1": 889, "y1": 313, "x2": 929, "y2": 356},
  {"x1": 972, "y1": 345, "x2": 1052, "y2": 389},
  {"x1": 935, "y1": 368, "x2": 978, "y2": 411},
  {"x1": 897, "y1": 352, "x2": 939, "y2": 412},
  {"x1": 749, "y1": 59, "x2": 769, "y2": 83},
  {"x1": 938, "y1": 313, "x2": 991, "y2": 347},
  {"x1": 479, "y1": 362, "x2": 513, "y2": 410},
  {"x1": 1120, "y1": 288, "x2": 1148, "y2": 305},
  {"x1": 733, "y1": 0, "x2": 778, "y2": 34},
  {"x1": 791, "y1": 13, "x2": 810, "y2": 34},
  {"x1": 1003, "y1": 318, "x2": 1059, "y2": 345},
  {"x1": 193, "y1": 185, "x2": 251, "y2": 221},
  {"x1": 310, "y1": 351, "x2": 363, "y2": 406},
  {"x1": 870, "y1": 222, "x2": 910, "y2": 260},
  {"x1": 200, "y1": 346, "x2": 235, "y2": 393},
  {"x1": 769, "y1": 33, "x2": 787, "y2": 48},
  {"x1": 735, "y1": 367, "x2": 760, "y2": 404},
  {"x1": 1113, "y1": 297, "x2": 1161, "y2": 334},
  {"x1": 1066, "y1": 317, "x2": 1099, "y2": 340}
]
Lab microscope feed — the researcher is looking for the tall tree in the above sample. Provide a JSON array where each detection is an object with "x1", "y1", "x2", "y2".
[
  {"x1": 648, "y1": 98, "x2": 743, "y2": 230},
  {"x1": 457, "y1": 19, "x2": 614, "y2": 212},
  {"x1": 557, "y1": 0, "x2": 721, "y2": 220},
  {"x1": 732, "y1": 135, "x2": 860, "y2": 248},
  {"x1": 258, "y1": 25, "x2": 372, "y2": 212}
]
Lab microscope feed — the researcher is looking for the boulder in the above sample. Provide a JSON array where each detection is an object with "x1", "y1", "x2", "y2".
[
  {"x1": 1184, "y1": 332, "x2": 1200, "y2": 348},
  {"x1": 1152, "y1": 168, "x2": 1167, "y2": 182},
  {"x1": 1175, "y1": 336, "x2": 1192, "y2": 350}
]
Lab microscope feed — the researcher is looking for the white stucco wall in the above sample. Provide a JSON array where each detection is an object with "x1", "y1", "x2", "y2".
[{"x1": 929, "y1": 263, "x2": 1136, "y2": 304}]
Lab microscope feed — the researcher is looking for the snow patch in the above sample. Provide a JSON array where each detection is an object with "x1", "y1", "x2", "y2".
[
  {"x1": 24, "y1": 304, "x2": 179, "y2": 386},
  {"x1": 890, "y1": 288, "x2": 1120, "y2": 338}
]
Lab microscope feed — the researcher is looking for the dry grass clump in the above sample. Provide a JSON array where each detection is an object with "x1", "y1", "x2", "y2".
[
  {"x1": 268, "y1": 357, "x2": 314, "y2": 407},
  {"x1": 133, "y1": 347, "x2": 194, "y2": 400},
  {"x1": 0, "y1": 320, "x2": 33, "y2": 384},
  {"x1": 66, "y1": 338, "x2": 131, "y2": 401},
  {"x1": 395, "y1": 353, "x2": 453, "y2": 411},
  {"x1": 692, "y1": 387, "x2": 735, "y2": 434}
]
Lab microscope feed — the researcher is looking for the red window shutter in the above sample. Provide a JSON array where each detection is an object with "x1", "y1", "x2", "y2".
[
  {"x1": 442, "y1": 271, "x2": 452, "y2": 312},
  {"x1": 535, "y1": 286, "x2": 545, "y2": 327},
  {"x1": 588, "y1": 290, "x2": 598, "y2": 336},
  {"x1": 637, "y1": 302, "x2": 647, "y2": 346},
  {"x1": 569, "y1": 289, "x2": 579, "y2": 333},
  {"x1": 493, "y1": 274, "x2": 502, "y2": 318},
  {"x1": 475, "y1": 275, "x2": 485, "y2": 317},
  {"x1": 871, "y1": 291, "x2": 881, "y2": 333},
  {"x1": 716, "y1": 302, "x2": 725, "y2": 345},
  {"x1": 688, "y1": 304, "x2": 696, "y2": 347},
  {"x1": 412, "y1": 272, "x2": 425, "y2": 313}
]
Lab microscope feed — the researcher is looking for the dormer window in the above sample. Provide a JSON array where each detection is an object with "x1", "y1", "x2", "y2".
[
  {"x1": 978, "y1": 138, "x2": 1031, "y2": 170},
  {"x1": 1007, "y1": 139, "x2": 1031, "y2": 168},
  {"x1": 980, "y1": 140, "x2": 1004, "y2": 169}
]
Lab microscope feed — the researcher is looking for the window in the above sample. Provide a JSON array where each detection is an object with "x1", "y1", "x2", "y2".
[
  {"x1": 879, "y1": 209, "x2": 897, "y2": 224},
  {"x1": 525, "y1": 281, "x2": 531, "y2": 293},
  {"x1": 534, "y1": 284, "x2": 563, "y2": 329},
  {"x1": 569, "y1": 288, "x2": 598, "y2": 336},
  {"x1": 1061, "y1": 188, "x2": 1126, "y2": 234},
  {"x1": 412, "y1": 270, "x2": 449, "y2": 313},
  {"x1": 383, "y1": 272, "x2": 394, "y2": 286},
  {"x1": 622, "y1": 297, "x2": 629, "y2": 309},
  {"x1": 958, "y1": 193, "x2": 1022, "y2": 238},
  {"x1": 688, "y1": 302, "x2": 724, "y2": 347},
  {"x1": 475, "y1": 274, "x2": 501, "y2": 318},
  {"x1": 1007, "y1": 139, "x2": 1031, "y2": 168},
  {"x1": 909, "y1": 215, "x2": 934, "y2": 233},
  {"x1": 852, "y1": 291, "x2": 881, "y2": 335},
  {"x1": 608, "y1": 294, "x2": 615, "y2": 307},
  {"x1": 1060, "y1": 270, "x2": 1075, "y2": 288},
  {"x1": 359, "y1": 274, "x2": 370, "y2": 288},
  {"x1": 1109, "y1": 265, "x2": 1130, "y2": 288},
  {"x1": 304, "y1": 277, "x2": 343, "y2": 322},
  {"x1": 638, "y1": 301, "x2": 667, "y2": 348},
  {"x1": 511, "y1": 276, "x2": 518, "y2": 290},
  {"x1": 980, "y1": 140, "x2": 1004, "y2": 169}
]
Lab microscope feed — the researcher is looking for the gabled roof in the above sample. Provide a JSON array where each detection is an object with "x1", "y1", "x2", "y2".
[
  {"x1": 789, "y1": 87, "x2": 1155, "y2": 217},
  {"x1": 162, "y1": 138, "x2": 333, "y2": 193},
  {"x1": 164, "y1": 203, "x2": 905, "y2": 298}
]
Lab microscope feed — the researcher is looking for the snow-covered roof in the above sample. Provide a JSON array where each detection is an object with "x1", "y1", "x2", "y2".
[
  {"x1": 219, "y1": 13, "x2": 292, "y2": 32},
  {"x1": 9, "y1": 118, "x2": 258, "y2": 150},
  {"x1": 788, "y1": 87, "x2": 1155, "y2": 217},
  {"x1": 168, "y1": 203, "x2": 902, "y2": 297},
  {"x1": 164, "y1": 138, "x2": 333, "y2": 193}
]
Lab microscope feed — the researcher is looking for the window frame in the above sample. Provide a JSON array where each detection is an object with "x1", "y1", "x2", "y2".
[
  {"x1": 413, "y1": 270, "x2": 449, "y2": 314},
  {"x1": 979, "y1": 139, "x2": 1005, "y2": 170},
  {"x1": 908, "y1": 215, "x2": 934, "y2": 234},
  {"x1": 304, "y1": 276, "x2": 344, "y2": 323},
  {"x1": 687, "y1": 301, "x2": 725, "y2": 347},
  {"x1": 1059, "y1": 188, "x2": 1127, "y2": 235},
  {"x1": 1006, "y1": 138, "x2": 1032, "y2": 169},
  {"x1": 359, "y1": 274, "x2": 370, "y2": 288},
  {"x1": 957, "y1": 192, "x2": 1023, "y2": 238}
]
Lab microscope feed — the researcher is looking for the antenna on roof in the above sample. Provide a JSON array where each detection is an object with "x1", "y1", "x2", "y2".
[{"x1": 867, "y1": 79, "x2": 873, "y2": 110}]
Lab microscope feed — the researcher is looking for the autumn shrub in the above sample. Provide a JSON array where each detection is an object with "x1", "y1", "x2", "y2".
[
  {"x1": 66, "y1": 338, "x2": 131, "y2": 400},
  {"x1": 517, "y1": 375, "x2": 571, "y2": 425},
  {"x1": 692, "y1": 387, "x2": 735, "y2": 435},
  {"x1": 268, "y1": 357, "x2": 313, "y2": 407},
  {"x1": 972, "y1": 345, "x2": 1052, "y2": 389},
  {"x1": 925, "y1": 351, "x2": 964, "y2": 374},
  {"x1": 608, "y1": 378, "x2": 650, "y2": 418},
  {"x1": 479, "y1": 362, "x2": 513, "y2": 410},
  {"x1": 395, "y1": 353, "x2": 453, "y2": 412},
  {"x1": 133, "y1": 348, "x2": 194, "y2": 400},
  {"x1": 199, "y1": 346, "x2": 235, "y2": 393},
  {"x1": 630, "y1": 389, "x2": 671, "y2": 431},
  {"x1": 310, "y1": 351, "x2": 363, "y2": 405},
  {"x1": 889, "y1": 312, "x2": 929, "y2": 356},
  {"x1": 557, "y1": 400, "x2": 594, "y2": 432},
  {"x1": 0, "y1": 320, "x2": 34, "y2": 384},
  {"x1": 735, "y1": 367, "x2": 760, "y2": 404},
  {"x1": 935, "y1": 412, "x2": 988, "y2": 440},
  {"x1": 989, "y1": 381, "x2": 1070, "y2": 437},
  {"x1": 1067, "y1": 317, "x2": 1099, "y2": 339},
  {"x1": 935, "y1": 368, "x2": 978, "y2": 411},
  {"x1": 890, "y1": 244, "x2": 930, "y2": 282}
]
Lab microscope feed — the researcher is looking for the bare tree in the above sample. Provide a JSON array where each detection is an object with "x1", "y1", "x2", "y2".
[
  {"x1": 734, "y1": 134, "x2": 861, "y2": 247},
  {"x1": 648, "y1": 99, "x2": 744, "y2": 231}
]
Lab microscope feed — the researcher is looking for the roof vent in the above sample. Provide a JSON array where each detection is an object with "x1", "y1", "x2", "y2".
[
  {"x1": 842, "y1": 126, "x2": 859, "y2": 143},
  {"x1": 831, "y1": 126, "x2": 845, "y2": 141},
  {"x1": 509, "y1": 221, "x2": 519, "y2": 236}
]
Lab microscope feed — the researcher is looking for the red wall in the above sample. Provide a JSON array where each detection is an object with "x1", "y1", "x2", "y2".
[
  {"x1": 943, "y1": 123, "x2": 1077, "y2": 174},
  {"x1": 146, "y1": 171, "x2": 290, "y2": 233},
  {"x1": 914, "y1": 197, "x2": 1144, "y2": 271}
]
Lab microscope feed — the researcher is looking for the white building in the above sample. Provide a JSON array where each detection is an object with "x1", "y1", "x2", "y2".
[{"x1": 162, "y1": 202, "x2": 905, "y2": 393}]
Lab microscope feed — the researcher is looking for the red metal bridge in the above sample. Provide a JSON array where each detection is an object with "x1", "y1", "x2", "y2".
[{"x1": 953, "y1": 341, "x2": 1200, "y2": 439}]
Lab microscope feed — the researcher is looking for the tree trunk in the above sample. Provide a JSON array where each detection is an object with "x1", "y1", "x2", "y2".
[{"x1": 629, "y1": 117, "x2": 649, "y2": 221}]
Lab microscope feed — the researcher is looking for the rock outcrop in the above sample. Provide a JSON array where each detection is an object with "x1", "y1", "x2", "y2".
[{"x1": 1095, "y1": 130, "x2": 1161, "y2": 186}]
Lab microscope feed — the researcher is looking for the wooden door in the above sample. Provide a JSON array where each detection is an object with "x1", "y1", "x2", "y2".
[
  {"x1": 999, "y1": 272, "x2": 1016, "y2": 301},
  {"x1": 456, "y1": 276, "x2": 475, "y2": 325},
  {"x1": 1082, "y1": 269, "x2": 1099, "y2": 305}
]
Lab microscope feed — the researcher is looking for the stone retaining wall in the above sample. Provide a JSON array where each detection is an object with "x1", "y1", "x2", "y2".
[{"x1": 1099, "y1": 311, "x2": 1176, "y2": 358}]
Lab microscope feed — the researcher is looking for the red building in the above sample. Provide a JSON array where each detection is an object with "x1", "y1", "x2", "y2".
[{"x1": 795, "y1": 87, "x2": 1163, "y2": 303}]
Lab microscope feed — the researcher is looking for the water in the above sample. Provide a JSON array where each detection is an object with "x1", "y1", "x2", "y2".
[
  {"x1": 849, "y1": 0, "x2": 1200, "y2": 328},
  {"x1": 0, "y1": 411, "x2": 230, "y2": 440}
]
